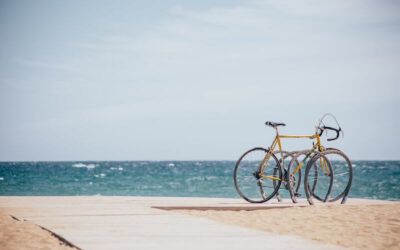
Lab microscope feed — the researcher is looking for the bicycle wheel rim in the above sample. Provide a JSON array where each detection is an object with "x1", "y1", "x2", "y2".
[
  {"x1": 234, "y1": 148, "x2": 282, "y2": 203},
  {"x1": 320, "y1": 149, "x2": 353, "y2": 202}
]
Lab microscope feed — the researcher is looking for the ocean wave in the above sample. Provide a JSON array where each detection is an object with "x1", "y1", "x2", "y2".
[
  {"x1": 186, "y1": 176, "x2": 218, "y2": 182},
  {"x1": 72, "y1": 163, "x2": 96, "y2": 169},
  {"x1": 110, "y1": 167, "x2": 124, "y2": 171}
]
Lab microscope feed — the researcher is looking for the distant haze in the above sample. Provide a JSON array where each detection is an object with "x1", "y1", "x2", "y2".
[{"x1": 0, "y1": 0, "x2": 399, "y2": 161}]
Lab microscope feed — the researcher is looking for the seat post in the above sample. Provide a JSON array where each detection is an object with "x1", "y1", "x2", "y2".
[
  {"x1": 274, "y1": 127, "x2": 280, "y2": 137},
  {"x1": 274, "y1": 127, "x2": 285, "y2": 169}
]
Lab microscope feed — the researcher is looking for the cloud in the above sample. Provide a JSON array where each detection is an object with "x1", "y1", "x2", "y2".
[
  {"x1": 67, "y1": 0, "x2": 399, "y2": 105},
  {"x1": 1, "y1": 0, "x2": 399, "y2": 160}
]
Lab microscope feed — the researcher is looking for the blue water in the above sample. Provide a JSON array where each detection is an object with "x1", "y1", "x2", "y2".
[{"x1": 0, "y1": 161, "x2": 399, "y2": 200}]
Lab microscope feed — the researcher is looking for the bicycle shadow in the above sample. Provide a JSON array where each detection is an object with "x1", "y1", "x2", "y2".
[{"x1": 153, "y1": 202, "x2": 308, "y2": 211}]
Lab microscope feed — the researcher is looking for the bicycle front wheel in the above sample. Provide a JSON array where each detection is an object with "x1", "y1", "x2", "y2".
[
  {"x1": 314, "y1": 149, "x2": 353, "y2": 203},
  {"x1": 234, "y1": 147, "x2": 283, "y2": 203}
]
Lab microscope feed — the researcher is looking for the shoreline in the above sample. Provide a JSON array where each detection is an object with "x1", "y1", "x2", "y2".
[{"x1": 0, "y1": 196, "x2": 398, "y2": 250}]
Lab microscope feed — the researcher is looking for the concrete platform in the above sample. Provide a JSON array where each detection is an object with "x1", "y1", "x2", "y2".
[{"x1": 0, "y1": 196, "x2": 391, "y2": 250}]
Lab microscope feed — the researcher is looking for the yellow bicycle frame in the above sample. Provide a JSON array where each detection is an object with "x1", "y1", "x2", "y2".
[{"x1": 259, "y1": 127, "x2": 328, "y2": 181}]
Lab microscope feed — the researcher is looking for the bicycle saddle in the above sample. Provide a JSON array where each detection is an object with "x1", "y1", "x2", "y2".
[{"x1": 265, "y1": 121, "x2": 286, "y2": 127}]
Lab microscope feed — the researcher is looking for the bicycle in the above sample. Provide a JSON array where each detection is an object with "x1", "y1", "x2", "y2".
[
  {"x1": 287, "y1": 114, "x2": 352, "y2": 204},
  {"x1": 233, "y1": 114, "x2": 352, "y2": 205}
]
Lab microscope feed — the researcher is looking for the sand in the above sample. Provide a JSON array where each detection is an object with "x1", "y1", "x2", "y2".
[
  {"x1": 0, "y1": 197, "x2": 398, "y2": 250},
  {"x1": 0, "y1": 210, "x2": 76, "y2": 250},
  {"x1": 179, "y1": 203, "x2": 400, "y2": 250}
]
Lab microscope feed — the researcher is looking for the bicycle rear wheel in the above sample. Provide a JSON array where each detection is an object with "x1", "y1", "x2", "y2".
[{"x1": 234, "y1": 147, "x2": 283, "y2": 203}]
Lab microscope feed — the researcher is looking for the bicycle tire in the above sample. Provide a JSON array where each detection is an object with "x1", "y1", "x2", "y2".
[
  {"x1": 312, "y1": 149, "x2": 353, "y2": 203},
  {"x1": 234, "y1": 147, "x2": 283, "y2": 203}
]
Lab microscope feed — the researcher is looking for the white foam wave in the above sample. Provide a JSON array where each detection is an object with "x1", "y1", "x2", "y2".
[
  {"x1": 186, "y1": 176, "x2": 218, "y2": 182},
  {"x1": 72, "y1": 163, "x2": 96, "y2": 169},
  {"x1": 110, "y1": 167, "x2": 124, "y2": 171}
]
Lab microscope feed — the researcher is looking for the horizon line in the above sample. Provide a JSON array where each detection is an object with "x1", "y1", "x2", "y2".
[{"x1": 1, "y1": 159, "x2": 400, "y2": 162}]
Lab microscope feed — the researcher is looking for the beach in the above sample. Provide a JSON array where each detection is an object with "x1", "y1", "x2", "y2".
[
  {"x1": 180, "y1": 203, "x2": 400, "y2": 249},
  {"x1": 2, "y1": 1, "x2": 399, "y2": 250},
  {"x1": 0, "y1": 211, "x2": 76, "y2": 250},
  {"x1": 0, "y1": 197, "x2": 398, "y2": 250}
]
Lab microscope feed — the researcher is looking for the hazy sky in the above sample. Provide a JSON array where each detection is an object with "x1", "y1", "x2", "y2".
[{"x1": 0, "y1": 0, "x2": 399, "y2": 161}]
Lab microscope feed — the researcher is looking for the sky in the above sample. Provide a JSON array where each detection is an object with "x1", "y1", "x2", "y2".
[{"x1": 0, "y1": 0, "x2": 399, "y2": 161}]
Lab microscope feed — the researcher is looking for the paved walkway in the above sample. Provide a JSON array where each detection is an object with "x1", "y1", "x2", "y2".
[{"x1": 1, "y1": 196, "x2": 387, "y2": 250}]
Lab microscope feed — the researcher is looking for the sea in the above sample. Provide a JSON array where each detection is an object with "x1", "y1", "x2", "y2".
[{"x1": 0, "y1": 161, "x2": 399, "y2": 200}]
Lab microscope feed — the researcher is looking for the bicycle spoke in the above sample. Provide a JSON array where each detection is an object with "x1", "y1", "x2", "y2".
[{"x1": 234, "y1": 148, "x2": 282, "y2": 203}]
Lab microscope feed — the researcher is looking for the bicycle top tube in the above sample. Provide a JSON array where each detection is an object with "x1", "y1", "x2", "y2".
[{"x1": 279, "y1": 134, "x2": 316, "y2": 139}]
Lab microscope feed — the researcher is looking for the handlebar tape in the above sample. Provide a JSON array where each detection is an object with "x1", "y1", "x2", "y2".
[{"x1": 319, "y1": 126, "x2": 341, "y2": 141}]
